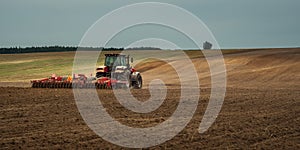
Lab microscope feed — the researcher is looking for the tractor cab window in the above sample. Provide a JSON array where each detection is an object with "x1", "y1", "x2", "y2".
[
  {"x1": 105, "y1": 56, "x2": 116, "y2": 67},
  {"x1": 117, "y1": 56, "x2": 126, "y2": 66},
  {"x1": 105, "y1": 56, "x2": 126, "y2": 67}
]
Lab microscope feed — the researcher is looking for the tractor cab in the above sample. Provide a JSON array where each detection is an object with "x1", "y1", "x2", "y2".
[
  {"x1": 104, "y1": 54, "x2": 128, "y2": 67},
  {"x1": 96, "y1": 54, "x2": 131, "y2": 78}
]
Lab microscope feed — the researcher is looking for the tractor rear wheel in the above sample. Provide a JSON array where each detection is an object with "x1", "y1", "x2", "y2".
[{"x1": 133, "y1": 74, "x2": 142, "y2": 89}]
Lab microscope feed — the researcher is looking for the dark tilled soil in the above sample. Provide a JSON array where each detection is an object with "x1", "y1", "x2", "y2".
[{"x1": 1, "y1": 87, "x2": 299, "y2": 149}]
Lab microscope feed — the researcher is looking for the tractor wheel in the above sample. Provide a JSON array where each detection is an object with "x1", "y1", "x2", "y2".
[{"x1": 133, "y1": 74, "x2": 142, "y2": 89}]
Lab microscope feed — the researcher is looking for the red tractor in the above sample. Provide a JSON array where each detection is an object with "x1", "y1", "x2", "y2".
[{"x1": 96, "y1": 54, "x2": 142, "y2": 89}]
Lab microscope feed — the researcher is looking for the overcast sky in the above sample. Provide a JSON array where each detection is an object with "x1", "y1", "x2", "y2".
[{"x1": 0, "y1": 0, "x2": 299, "y2": 49}]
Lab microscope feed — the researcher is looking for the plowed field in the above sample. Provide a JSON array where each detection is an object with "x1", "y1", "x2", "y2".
[{"x1": 1, "y1": 49, "x2": 299, "y2": 149}]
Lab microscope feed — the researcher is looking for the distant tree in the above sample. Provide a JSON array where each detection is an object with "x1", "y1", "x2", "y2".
[{"x1": 203, "y1": 41, "x2": 212, "y2": 50}]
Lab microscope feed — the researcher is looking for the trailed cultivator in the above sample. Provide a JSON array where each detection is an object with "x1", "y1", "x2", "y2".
[
  {"x1": 31, "y1": 74, "x2": 100, "y2": 89},
  {"x1": 31, "y1": 54, "x2": 142, "y2": 89}
]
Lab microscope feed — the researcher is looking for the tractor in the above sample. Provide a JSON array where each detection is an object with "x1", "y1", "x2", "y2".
[{"x1": 95, "y1": 54, "x2": 142, "y2": 89}]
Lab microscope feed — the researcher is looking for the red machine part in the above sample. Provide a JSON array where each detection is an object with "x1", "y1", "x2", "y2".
[{"x1": 130, "y1": 68, "x2": 136, "y2": 73}]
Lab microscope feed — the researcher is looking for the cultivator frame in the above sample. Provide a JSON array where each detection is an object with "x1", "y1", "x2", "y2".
[{"x1": 31, "y1": 74, "x2": 131, "y2": 89}]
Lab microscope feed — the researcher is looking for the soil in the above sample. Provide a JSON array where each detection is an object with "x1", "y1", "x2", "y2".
[{"x1": 0, "y1": 49, "x2": 299, "y2": 149}]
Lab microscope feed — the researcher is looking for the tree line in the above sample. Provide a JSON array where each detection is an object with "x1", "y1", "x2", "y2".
[
  {"x1": 0, "y1": 46, "x2": 124, "y2": 54},
  {"x1": 0, "y1": 46, "x2": 161, "y2": 54}
]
